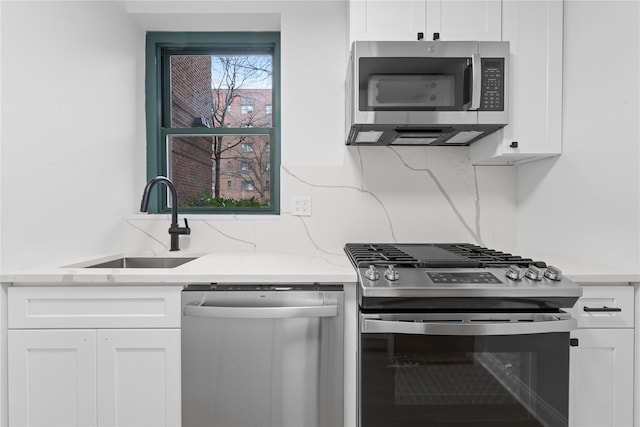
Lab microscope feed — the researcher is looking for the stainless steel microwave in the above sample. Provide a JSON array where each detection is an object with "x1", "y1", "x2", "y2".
[{"x1": 346, "y1": 40, "x2": 509, "y2": 146}]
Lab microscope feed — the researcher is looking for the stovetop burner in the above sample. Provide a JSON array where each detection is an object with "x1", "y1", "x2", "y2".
[{"x1": 344, "y1": 243, "x2": 546, "y2": 269}]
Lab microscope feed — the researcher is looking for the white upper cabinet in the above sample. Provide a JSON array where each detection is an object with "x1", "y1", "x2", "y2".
[
  {"x1": 426, "y1": 0, "x2": 502, "y2": 41},
  {"x1": 471, "y1": 0, "x2": 563, "y2": 165},
  {"x1": 348, "y1": 1, "x2": 426, "y2": 42},
  {"x1": 348, "y1": 0, "x2": 501, "y2": 43}
]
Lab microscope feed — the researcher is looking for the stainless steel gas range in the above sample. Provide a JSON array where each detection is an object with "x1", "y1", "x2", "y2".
[{"x1": 344, "y1": 243, "x2": 583, "y2": 427}]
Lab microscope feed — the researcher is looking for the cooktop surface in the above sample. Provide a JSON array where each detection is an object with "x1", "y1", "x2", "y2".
[
  {"x1": 344, "y1": 243, "x2": 582, "y2": 304},
  {"x1": 344, "y1": 243, "x2": 545, "y2": 269}
]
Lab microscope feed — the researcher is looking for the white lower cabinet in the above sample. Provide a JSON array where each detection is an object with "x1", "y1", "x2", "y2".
[
  {"x1": 568, "y1": 285, "x2": 635, "y2": 427},
  {"x1": 8, "y1": 329, "x2": 180, "y2": 427},
  {"x1": 97, "y1": 329, "x2": 181, "y2": 427},
  {"x1": 7, "y1": 286, "x2": 182, "y2": 427},
  {"x1": 569, "y1": 329, "x2": 634, "y2": 427},
  {"x1": 8, "y1": 329, "x2": 97, "y2": 427}
]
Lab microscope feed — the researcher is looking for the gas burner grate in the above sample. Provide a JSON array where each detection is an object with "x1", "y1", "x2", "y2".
[
  {"x1": 344, "y1": 243, "x2": 546, "y2": 269},
  {"x1": 344, "y1": 244, "x2": 419, "y2": 268},
  {"x1": 433, "y1": 244, "x2": 546, "y2": 268}
]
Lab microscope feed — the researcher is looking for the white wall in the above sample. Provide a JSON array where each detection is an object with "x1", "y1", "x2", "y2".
[
  {"x1": 517, "y1": 0, "x2": 640, "y2": 274},
  {"x1": 0, "y1": 1, "x2": 143, "y2": 271}
]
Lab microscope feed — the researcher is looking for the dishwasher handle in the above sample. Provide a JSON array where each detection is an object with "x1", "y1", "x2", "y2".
[{"x1": 183, "y1": 302, "x2": 338, "y2": 319}]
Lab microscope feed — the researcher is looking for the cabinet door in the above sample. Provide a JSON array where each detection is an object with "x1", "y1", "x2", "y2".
[
  {"x1": 8, "y1": 330, "x2": 97, "y2": 427},
  {"x1": 96, "y1": 329, "x2": 181, "y2": 427},
  {"x1": 470, "y1": 0, "x2": 563, "y2": 165},
  {"x1": 502, "y1": 0, "x2": 563, "y2": 156},
  {"x1": 426, "y1": 0, "x2": 502, "y2": 41},
  {"x1": 348, "y1": 0, "x2": 426, "y2": 42},
  {"x1": 569, "y1": 329, "x2": 634, "y2": 427}
]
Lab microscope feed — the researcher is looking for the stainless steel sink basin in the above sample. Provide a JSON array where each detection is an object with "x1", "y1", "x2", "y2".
[{"x1": 83, "y1": 257, "x2": 198, "y2": 269}]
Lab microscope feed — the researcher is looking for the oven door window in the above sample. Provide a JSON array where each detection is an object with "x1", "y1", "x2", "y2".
[
  {"x1": 358, "y1": 57, "x2": 472, "y2": 111},
  {"x1": 360, "y1": 333, "x2": 569, "y2": 427}
]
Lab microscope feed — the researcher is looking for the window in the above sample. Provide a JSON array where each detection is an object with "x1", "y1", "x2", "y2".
[{"x1": 146, "y1": 32, "x2": 280, "y2": 213}]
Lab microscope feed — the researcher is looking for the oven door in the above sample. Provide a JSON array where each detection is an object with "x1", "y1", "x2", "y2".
[{"x1": 359, "y1": 312, "x2": 577, "y2": 427}]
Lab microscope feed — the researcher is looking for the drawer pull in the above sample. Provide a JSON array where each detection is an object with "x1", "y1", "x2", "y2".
[{"x1": 583, "y1": 306, "x2": 622, "y2": 313}]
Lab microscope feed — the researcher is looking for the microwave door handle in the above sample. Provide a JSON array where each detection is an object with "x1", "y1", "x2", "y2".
[
  {"x1": 362, "y1": 317, "x2": 577, "y2": 335},
  {"x1": 470, "y1": 53, "x2": 482, "y2": 110},
  {"x1": 183, "y1": 302, "x2": 338, "y2": 319}
]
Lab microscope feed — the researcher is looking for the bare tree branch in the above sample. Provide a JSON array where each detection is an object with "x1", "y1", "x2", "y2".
[{"x1": 210, "y1": 55, "x2": 272, "y2": 201}]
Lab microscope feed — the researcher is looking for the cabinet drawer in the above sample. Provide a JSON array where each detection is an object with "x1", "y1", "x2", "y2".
[
  {"x1": 8, "y1": 286, "x2": 182, "y2": 329},
  {"x1": 566, "y1": 286, "x2": 634, "y2": 329}
]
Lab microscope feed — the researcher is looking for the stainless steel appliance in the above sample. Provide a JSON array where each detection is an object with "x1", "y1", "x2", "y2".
[
  {"x1": 344, "y1": 243, "x2": 582, "y2": 427},
  {"x1": 182, "y1": 284, "x2": 344, "y2": 427},
  {"x1": 346, "y1": 40, "x2": 509, "y2": 146}
]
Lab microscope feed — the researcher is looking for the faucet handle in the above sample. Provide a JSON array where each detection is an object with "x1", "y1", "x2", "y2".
[{"x1": 169, "y1": 218, "x2": 191, "y2": 235}]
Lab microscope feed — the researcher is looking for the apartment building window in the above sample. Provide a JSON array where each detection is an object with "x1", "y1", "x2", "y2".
[{"x1": 145, "y1": 31, "x2": 280, "y2": 213}]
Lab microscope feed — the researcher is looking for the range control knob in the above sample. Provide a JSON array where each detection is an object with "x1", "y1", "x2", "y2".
[
  {"x1": 364, "y1": 265, "x2": 380, "y2": 281},
  {"x1": 384, "y1": 265, "x2": 400, "y2": 281},
  {"x1": 544, "y1": 265, "x2": 563, "y2": 281},
  {"x1": 525, "y1": 265, "x2": 543, "y2": 281},
  {"x1": 505, "y1": 265, "x2": 523, "y2": 281}
]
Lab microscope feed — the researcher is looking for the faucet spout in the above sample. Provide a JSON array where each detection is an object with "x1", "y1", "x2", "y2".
[{"x1": 140, "y1": 176, "x2": 191, "y2": 251}]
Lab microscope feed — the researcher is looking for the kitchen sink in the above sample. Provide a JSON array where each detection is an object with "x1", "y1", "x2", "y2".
[{"x1": 82, "y1": 257, "x2": 198, "y2": 269}]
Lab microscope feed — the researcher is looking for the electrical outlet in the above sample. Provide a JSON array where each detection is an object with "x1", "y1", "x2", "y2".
[{"x1": 291, "y1": 196, "x2": 312, "y2": 216}]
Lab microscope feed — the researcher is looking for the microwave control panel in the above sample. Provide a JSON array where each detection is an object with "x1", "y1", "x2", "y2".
[{"x1": 480, "y1": 58, "x2": 505, "y2": 111}]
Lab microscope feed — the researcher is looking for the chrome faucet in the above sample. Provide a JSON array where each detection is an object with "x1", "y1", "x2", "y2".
[{"x1": 140, "y1": 176, "x2": 191, "y2": 251}]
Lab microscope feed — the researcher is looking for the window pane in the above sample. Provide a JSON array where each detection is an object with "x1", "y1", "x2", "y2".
[
  {"x1": 168, "y1": 134, "x2": 271, "y2": 208},
  {"x1": 169, "y1": 54, "x2": 272, "y2": 129}
]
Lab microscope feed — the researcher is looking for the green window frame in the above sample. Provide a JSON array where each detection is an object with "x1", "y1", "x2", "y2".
[{"x1": 145, "y1": 32, "x2": 281, "y2": 214}]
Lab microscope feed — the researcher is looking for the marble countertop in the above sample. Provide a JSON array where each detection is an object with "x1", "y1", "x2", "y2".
[
  {"x1": 2, "y1": 250, "x2": 637, "y2": 286},
  {"x1": 1, "y1": 251, "x2": 359, "y2": 285},
  {"x1": 514, "y1": 247, "x2": 640, "y2": 284}
]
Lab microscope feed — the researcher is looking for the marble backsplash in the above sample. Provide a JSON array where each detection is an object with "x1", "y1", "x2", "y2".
[{"x1": 124, "y1": 146, "x2": 516, "y2": 258}]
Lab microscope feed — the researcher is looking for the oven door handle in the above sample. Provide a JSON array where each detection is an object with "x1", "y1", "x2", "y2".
[
  {"x1": 362, "y1": 317, "x2": 577, "y2": 336},
  {"x1": 184, "y1": 303, "x2": 338, "y2": 319}
]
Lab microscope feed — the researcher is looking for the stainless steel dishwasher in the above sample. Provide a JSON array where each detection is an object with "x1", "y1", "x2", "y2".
[{"x1": 182, "y1": 283, "x2": 344, "y2": 427}]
